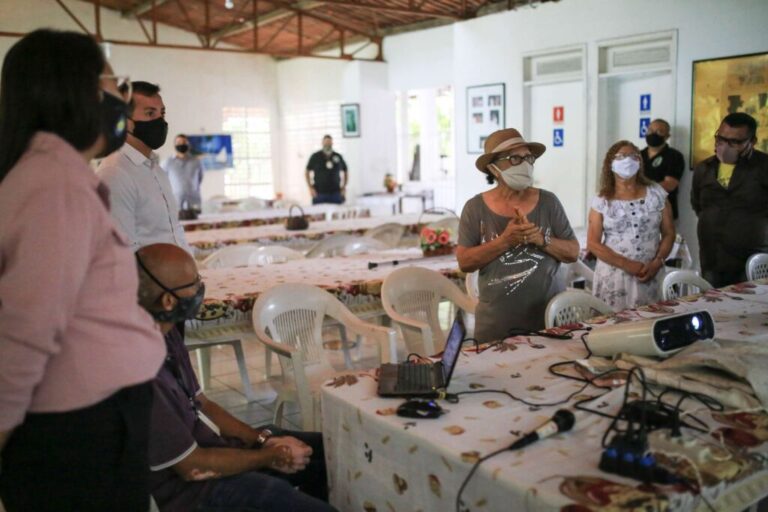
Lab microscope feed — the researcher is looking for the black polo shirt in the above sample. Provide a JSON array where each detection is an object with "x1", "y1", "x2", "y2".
[
  {"x1": 306, "y1": 150, "x2": 347, "y2": 194},
  {"x1": 641, "y1": 145, "x2": 685, "y2": 219}
]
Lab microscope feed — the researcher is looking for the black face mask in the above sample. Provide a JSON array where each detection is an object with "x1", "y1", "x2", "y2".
[
  {"x1": 175, "y1": 144, "x2": 189, "y2": 154},
  {"x1": 645, "y1": 132, "x2": 665, "y2": 147},
  {"x1": 130, "y1": 117, "x2": 168, "y2": 150},
  {"x1": 97, "y1": 91, "x2": 128, "y2": 158},
  {"x1": 136, "y1": 255, "x2": 205, "y2": 323}
]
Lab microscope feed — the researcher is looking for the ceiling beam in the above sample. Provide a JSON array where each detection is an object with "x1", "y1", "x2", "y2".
[
  {"x1": 316, "y1": 0, "x2": 461, "y2": 20},
  {"x1": 211, "y1": 0, "x2": 323, "y2": 39},
  {"x1": 121, "y1": 0, "x2": 171, "y2": 18}
]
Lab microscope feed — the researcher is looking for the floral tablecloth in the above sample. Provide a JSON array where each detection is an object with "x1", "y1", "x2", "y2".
[
  {"x1": 322, "y1": 279, "x2": 768, "y2": 512},
  {"x1": 186, "y1": 213, "x2": 443, "y2": 257},
  {"x1": 181, "y1": 205, "x2": 371, "y2": 232},
  {"x1": 191, "y1": 249, "x2": 462, "y2": 331}
]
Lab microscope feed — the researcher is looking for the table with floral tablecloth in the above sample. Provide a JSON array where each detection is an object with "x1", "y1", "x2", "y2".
[
  {"x1": 191, "y1": 249, "x2": 462, "y2": 331},
  {"x1": 321, "y1": 279, "x2": 768, "y2": 512},
  {"x1": 181, "y1": 205, "x2": 370, "y2": 232},
  {"x1": 186, "y1": 213, "x2": 444, "y2": 258}
]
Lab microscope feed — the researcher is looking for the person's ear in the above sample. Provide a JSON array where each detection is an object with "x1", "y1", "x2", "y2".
[{"x1": 160, "y1": 291, "x2": 177, "y2": 312}]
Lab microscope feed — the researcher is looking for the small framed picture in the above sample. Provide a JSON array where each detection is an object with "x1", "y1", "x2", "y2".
[
  {"x1": 466, "y1": 83, "x2": 505, "y2": 153},
  {"x1": 341, "y1": 103, "x2": 361, "y2": 138}
]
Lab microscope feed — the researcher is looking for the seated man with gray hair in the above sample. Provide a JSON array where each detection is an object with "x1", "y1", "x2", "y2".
[{"x1": 135, "y1": 243, "x2": 335, "y2": 512}]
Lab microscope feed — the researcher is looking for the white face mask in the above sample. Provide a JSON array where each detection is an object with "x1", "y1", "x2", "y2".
[
  {"x1": 490, "y1": 162, "x2": 534, "y2": 191},
  {"x1": 611, "y1": 158, "x2": 640, "y2": 179}
]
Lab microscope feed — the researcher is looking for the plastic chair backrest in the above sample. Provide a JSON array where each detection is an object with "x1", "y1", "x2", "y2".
[
  {"x1": 305, "y1": 234, "x2": 388, "y2": 258},
  {"x1": 746, "y1": 253, "x2": 768, "y2": 281},
  {"x1": 365, "y1": 223, "x2": 405, "y2": 248},
  {"x1": 247, "y1": 246, "x2": 305, "y2": 266},
  {"x1": 201, "y1": 244, "x2": 261, "y2": 269},
  {"x1": 662, "y1": 270, "x2": 713, "y2": 300},
  {"x1": 544, "y1": 290, "x2": 613, "y2": 328},
  {"x1": 465, "y1": 271, "x2": 479, "y2": 301},
  {"x1": 239, "y1": 197, "x2": 269, "y2": 211},
  {"x1": 562, "y1": 259, "x2": 595, "y2": 290},
  {"x1": 382, "y1": 266, "x2": 475, "y2": 354}
]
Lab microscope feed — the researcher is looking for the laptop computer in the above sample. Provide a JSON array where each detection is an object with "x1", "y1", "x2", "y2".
[{"x1": 377, "y1": 315, "x2": 466, "y2": 397}]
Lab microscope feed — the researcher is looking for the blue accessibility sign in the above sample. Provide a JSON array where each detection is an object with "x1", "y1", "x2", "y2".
[
  {"x1": 640, "y1": 94, "x2": 652, "y2": 112},
  {"x1": 553, "y1": 128, "x2": 564, "y2": 147},
  {"x1": 639, "y1": 117, "x2": 651, "y2": 138}
]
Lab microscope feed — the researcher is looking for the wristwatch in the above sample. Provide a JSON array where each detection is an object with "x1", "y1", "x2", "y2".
[
  {"x1": 542, "y1": 227, "x2": 552, "y2": 248},
  {"x1": 253, "y1": 428, "x2": 274, "y2": 448}
]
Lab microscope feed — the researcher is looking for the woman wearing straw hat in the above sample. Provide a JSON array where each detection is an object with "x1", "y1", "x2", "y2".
[{"x1": 457, "y1": 128, "x2": 580, "y2": 342}]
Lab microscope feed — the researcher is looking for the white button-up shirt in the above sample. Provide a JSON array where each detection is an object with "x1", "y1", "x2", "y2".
[{"x1": 97, "y1": 143, "x2": 191, "y2": 253}]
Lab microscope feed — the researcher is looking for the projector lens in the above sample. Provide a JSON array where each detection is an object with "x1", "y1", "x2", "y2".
[{"x1": 691, "y1": 316, "x2": 701, "y2": 330}]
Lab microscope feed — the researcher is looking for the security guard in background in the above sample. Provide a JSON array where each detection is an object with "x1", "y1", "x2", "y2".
[
  {"x1": 305, "y1": 135, "x2": 347, "y2": 204},
  {"x1": 641, "y1": 118, "x2": 685, "y2": 220}
]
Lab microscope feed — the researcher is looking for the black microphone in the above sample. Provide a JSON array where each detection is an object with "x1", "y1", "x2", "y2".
[{"x1": 509, "y1": 409, "x2": 575, "y2": 450}]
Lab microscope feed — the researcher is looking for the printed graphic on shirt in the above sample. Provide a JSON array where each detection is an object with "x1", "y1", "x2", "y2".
[{"x1": 480, "y1": 219, "x2": 544, "y2": 295}]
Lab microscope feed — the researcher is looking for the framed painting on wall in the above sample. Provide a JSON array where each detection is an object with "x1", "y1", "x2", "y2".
[
  {"x1": 341, "y1": 103, "x2": 361, "y2": 138},
  {"x1": 691, "y1": 52, "x2": 768, "y2": 168},
  {"x1": 466, "y1": 83, "x2": 505, "y2": 154}
]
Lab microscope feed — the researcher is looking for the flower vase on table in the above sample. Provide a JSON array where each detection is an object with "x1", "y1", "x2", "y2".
[{"x1": 420, "y1": 227, "x2": 455, "y2": 257}]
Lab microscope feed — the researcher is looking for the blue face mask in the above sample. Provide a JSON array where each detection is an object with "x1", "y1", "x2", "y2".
[{"x1": 136, "y1": 255, "x2": 205, "y2": 323}]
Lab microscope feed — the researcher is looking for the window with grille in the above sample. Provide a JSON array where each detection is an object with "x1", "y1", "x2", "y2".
[{"x1": 222, "y1": 107, "x2": 273, "y2": 199}]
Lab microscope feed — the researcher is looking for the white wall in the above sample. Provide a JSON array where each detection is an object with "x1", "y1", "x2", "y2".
[
  {"x1": 275, "y1": 57, "x2": 396, "y2": 204},
  {"x1": 385, "y1": 0, "x2": 768, "y2": 267},
  {"x1": 384, "y1": 24, "x2": 454, "y2": 91},
  {"x1": 0, "y1": 0, "x2": 278, "y2": 201}
]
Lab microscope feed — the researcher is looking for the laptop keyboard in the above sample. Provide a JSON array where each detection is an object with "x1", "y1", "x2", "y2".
[{"x1": 395, "y1": 364, "x2": 433, "y2": 391}]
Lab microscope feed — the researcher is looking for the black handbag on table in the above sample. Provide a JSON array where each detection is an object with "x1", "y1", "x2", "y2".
[{"x1": 285, "y1": 204, "x2": 309, "y2": 231}]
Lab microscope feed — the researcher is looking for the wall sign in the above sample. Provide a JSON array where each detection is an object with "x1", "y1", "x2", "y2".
[
  {"x1": 553, "y1": 128, "x2": 564, "y2": 147},
  {"x1": 553, "y1": 106, "x2": 564, "y2": 123},
  {"x1": 639, "y1": 117, "x2": 651, "y2": 138},
  {"x1": 640, "y1": 94, "x2": 652, "y2": 112}
]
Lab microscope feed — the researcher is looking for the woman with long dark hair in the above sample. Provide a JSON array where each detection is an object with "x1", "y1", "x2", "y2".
[
  {"x1": 587, "y1": 140, "x2": 675, "y2": 311},
  {"x1": 0, "y1": 30, "x2": 165, "y2": 511}
]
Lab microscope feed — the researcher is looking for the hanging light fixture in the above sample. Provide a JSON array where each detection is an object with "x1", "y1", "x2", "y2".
[{"x1": 224, "y1": 0, "x2": 234, "y2": 9}]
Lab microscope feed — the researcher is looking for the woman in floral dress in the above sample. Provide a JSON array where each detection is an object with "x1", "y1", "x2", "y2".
[{"x1": 588, "y1": 141, "x2": 676, "y2": 311}]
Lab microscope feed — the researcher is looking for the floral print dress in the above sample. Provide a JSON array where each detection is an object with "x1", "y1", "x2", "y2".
[{"x1": 591, "y1": 184, "x2": 667, "y2": 311}]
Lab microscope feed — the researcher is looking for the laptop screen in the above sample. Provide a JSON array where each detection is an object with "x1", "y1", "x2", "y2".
[{"x1": 441, "y1": 314, "x2": 467, "y2": 385}]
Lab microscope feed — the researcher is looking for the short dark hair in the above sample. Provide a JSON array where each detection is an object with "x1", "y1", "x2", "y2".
[
  {"x1": 0, "y1": 29, "x2": 105, "y2": 181},
  {"x1": 323, "y1": 134, "x2": 332, "y2": 140},
  {"x1": 175, "y1": 133, "x2": 188, "y2": 140},
  {"x1": 650, "y1": 118, "x2": 670, "y2": 131},
  {"x1": 722, "y1": 112, "x2": 758, "y2": 138},
  {"x1": 128, "y1": 80, "x2": 161, "y2": 115}
]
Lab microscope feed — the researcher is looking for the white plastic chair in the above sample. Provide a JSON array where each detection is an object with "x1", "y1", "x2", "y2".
[
  {"x1": 662, "y1": 270, "x2": 713, "y2": 300},
  {"x1": 200, "y1": 244, "x2": 261, "y2": 269},
  {"x1": 238, "y1": 197, "x2": 269, "y2": 211},
  {"x1": 562, "y1": 259, "x2": 595, "y2": 291},
  {"x1": 252, "y1": 284, "x2": 397, "y2": 430},
  {"x1": 365, "y1": 223, "x2": 405, "y2": 248},
  {"x1": 382, "y1": 267, "x2": 476, "y2": 355},
  {"x1": 202, "y1": 195, "x2": 236, "y2": 214},
  {"x1": 305, "y1": 234, "x2": 389, "y2": 258},
  {"x1": 544, "y1": 290, "x2": 614, "y2": 328},
  {"x1": 322, "y1": 205, "x2": 361, "y2": 221},
  {"x1": 272, "y1": 199, "x2": 300, "y2": 209},
  {"x1": 185, "y1": 325, "x2": 257, "y2": 402},
  {"x1": 247, "y1": 246, "x2": 305, "y2": 266},
  {"x1": 746, "y1": 253, "x2": 768, "y2": 281},
  {"x1": 465, "y1": 271, "x2": 479, "y2": 301}
]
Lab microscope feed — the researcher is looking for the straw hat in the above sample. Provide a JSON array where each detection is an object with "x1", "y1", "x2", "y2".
[{"x1": 474, "y1": 128, "x2": 546, "y2": 173}]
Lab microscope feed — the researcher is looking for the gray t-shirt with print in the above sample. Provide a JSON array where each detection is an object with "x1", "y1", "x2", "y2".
[{"x1": 458, "y1": 190, "x2": 576, "y2": 342}]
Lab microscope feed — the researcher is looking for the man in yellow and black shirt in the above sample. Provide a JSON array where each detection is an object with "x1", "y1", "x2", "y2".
[{"x1": 691, "y1": 112, "x2": 768, "y2": 287}]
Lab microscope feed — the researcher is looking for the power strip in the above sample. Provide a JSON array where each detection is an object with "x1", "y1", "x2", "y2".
[{"x1": 599, "y1": 432, "x2": 681, "y2": 484}]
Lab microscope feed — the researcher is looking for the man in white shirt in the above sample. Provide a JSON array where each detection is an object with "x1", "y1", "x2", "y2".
[{"x1": 98, "y1": 81, "x2": 191, "y2": 253}]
